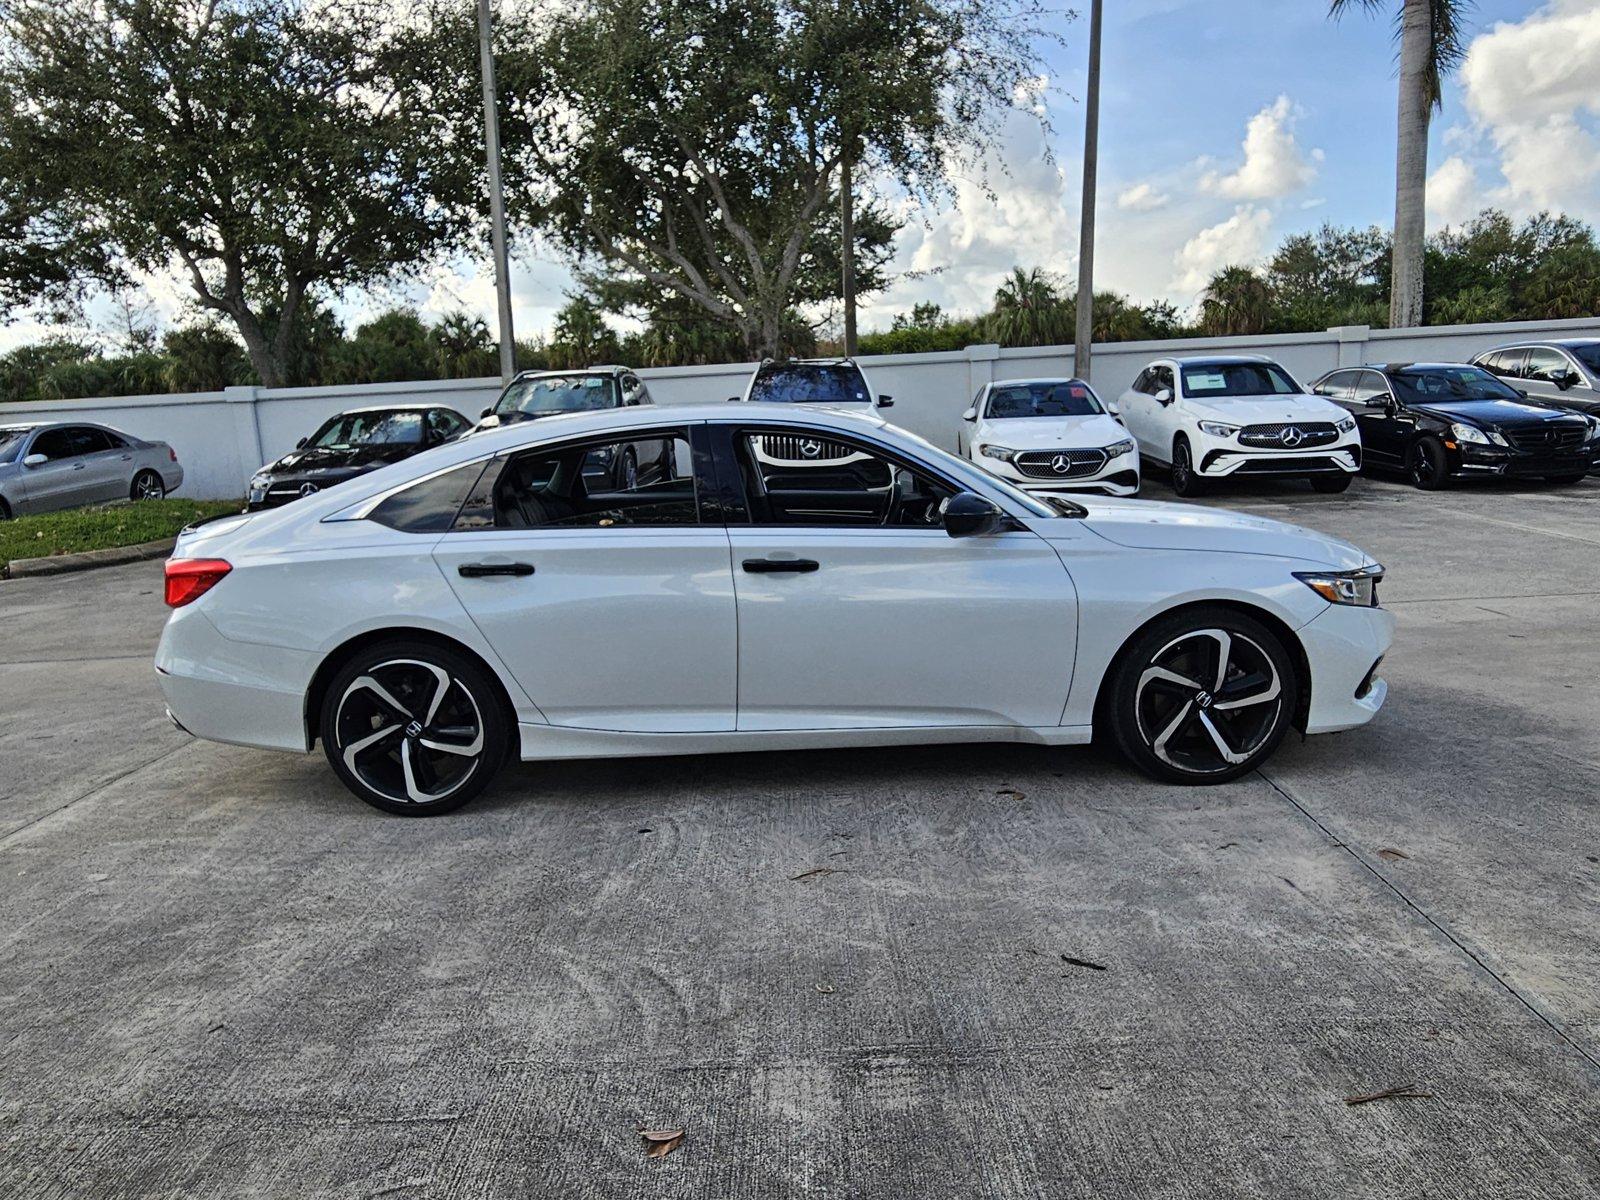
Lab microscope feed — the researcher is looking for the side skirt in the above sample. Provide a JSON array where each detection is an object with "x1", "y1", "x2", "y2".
[{"x1": 516, "y1": 722, "x2": 1095, "y2": 762}]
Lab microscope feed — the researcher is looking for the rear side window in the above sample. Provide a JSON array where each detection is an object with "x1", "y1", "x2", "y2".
[
  {"x1": 749, "y1": 365, "x2": 869, "y2": 404},
  {"x1": 1524, "y1": 347, "x2": 1571, "y2": 383},
  {"x1": 368, "y1": 462, "x2": 489, "y2": 533}
]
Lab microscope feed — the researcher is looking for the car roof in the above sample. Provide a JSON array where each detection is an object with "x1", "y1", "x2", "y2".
[
  {"x1": 988, "y1": 376, "x2": 1096, "y2": 388},
  {"x1": 333, "y1": 403, "x2": 454, "y2": 415},
  {"x1": 1167, "y1": 354, "x2": 1273, "y2": 366},
  {"x1": 508, "y1": 366, "x2": 629, "y2": 381},
  {"x1": 758, "y1": 357, "x2": 858, "y2": 368},
  {"x1": 1480, "y1": 339, "x2": 1599, "y2": 351}
]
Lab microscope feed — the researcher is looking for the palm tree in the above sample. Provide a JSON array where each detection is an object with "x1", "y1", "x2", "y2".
[
  {"x1": 985, "y1": 267, "x2": 1073, "y2": 347},
  {"x1": 1329, "y1": 0, "x2": 1470, "y2": 328},
  {"x1": 1199, "y1": 266, "x2": 1273, "y2": 337}
]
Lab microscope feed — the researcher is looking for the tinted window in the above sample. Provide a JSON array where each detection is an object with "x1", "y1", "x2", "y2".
[
  {"x1": 0, "y1": 427, "x2": 32, "y2": 463},
  {"x1": 1352, "y1": 371, "x2": 1390, "y2": 405},
  {"x1": 1525, "y1": 347, "x2": 1572, "y2": 383},
  {"x1": 734, "y1": 431, "x2": 955, "y2": 527},
  {"x1": 80, "y1": 428, "x2": 115, "y2": 453},
  {"x1": 985, "y1": 381, "x2": 1104, "y2": 419},
  {"x1": 1180, "y1": 362, "x2": 1300, "y2": 398},
  {"x1": 1390, "y1": 366, "x2": 1523, "y2": 404},
  {"x1": 1313, "y1": 371, "x2": 1356, "y2": 399},
  {"x1": 1153, "y1": 366, "x2": 1176, "y2": 394},
  {"x1": 426, "y1": 410, "x2": 467, "y2": 442},
  {"x1": 312, "y1": 410, "x2": 425, "y2": 448},
  {"x1": 1568, "y1": 344, "x2": 1600, "y2": 376},
  {"x1": 31, "y1": 427, "x2": 100, "y2": 460},
  {"x1": 494, "y1": 373, "x2": 619, "y2": 417},
  {"x1": 749, "y1": 364, "x2": 869, "y2": 404},
  {"x1": 479, "y1": 431, "x2": 697, "y2": 529},
  {"x1": 1479, "y1": 349, "x2": 1523, "y2": 377},
  {"x1": 369, "y1": 462, "x2": 488, "y2": 533}
]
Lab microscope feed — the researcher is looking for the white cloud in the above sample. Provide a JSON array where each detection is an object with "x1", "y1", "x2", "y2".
[
  {"x1": 1456, "y1": 0, "x2": 1600, "y2": 220},
  {"x1": 1427, "y1": 156, "x2": 1480, "y2": 230},
  {"x1": 1116, "y1": 182, "x2": 1169, "y2": 212},
  {"x1": 1170, "y1": 205, "x2": 1273, "y2": 296},
  {"x1": 1200, "y1": 95, "x2": 1321, "y2": 201}
]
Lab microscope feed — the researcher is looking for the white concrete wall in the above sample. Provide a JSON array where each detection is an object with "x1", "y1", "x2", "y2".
[{"x1": 4, "y1": 316, "x2": 1596, "y2": 499}]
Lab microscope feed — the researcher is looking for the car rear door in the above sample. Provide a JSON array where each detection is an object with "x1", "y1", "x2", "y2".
[
  {"x1": 1351, "y1": 371, "x2": 1406, "y2": 464},
  {"x1": 713, "y1": 423, "x2": 1077, "y2": 732},
  {"x1": 430, "y1": 424, "x2": 738, "y2": 733}
]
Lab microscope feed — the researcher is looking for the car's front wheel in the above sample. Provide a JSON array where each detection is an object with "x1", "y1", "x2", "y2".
[
  {"x1": 131, "y1": 470, "x2": 165, "y2": 501},
  {"x1": 1407, "y1": 437, "x2": 1448, "y2": 489},
  {"x1": 1170, "y1": 439, "x2": 1205, "y2": 497},
  {"x1": 321, "y1": 640, "x2": 512, "y2": 816},
  {"x1": 1105, "y1": 607, "x2": 1298, "y2": 785}
]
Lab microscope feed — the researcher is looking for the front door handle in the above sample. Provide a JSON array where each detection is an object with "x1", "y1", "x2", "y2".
[
  {"x1": 72, "y1": 462, "x2": 86, "y2": 470},
  {"x1": 458, "y1": 562, "x2": 535, "y2": 578},
  {"x1": 742, "y1": 558, "x2": 819, "y2": 574}
]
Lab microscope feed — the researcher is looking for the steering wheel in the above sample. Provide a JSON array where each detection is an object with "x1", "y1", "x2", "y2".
[{"x1": 880, "y1": 467, "x2": 906, "y2": 526}]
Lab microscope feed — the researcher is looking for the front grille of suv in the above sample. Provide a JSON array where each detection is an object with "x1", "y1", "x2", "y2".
[{"x1": 1238, "y1": 422, "x2": 1339, "y2": 449}]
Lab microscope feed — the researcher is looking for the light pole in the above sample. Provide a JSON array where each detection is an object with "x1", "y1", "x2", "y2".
[
  {"x1": 1073, "y1": 0, "x2": 1102, "y2": 382},
  {"x1": 477, "y1": 0, "x2": 516, "y2": 384}
]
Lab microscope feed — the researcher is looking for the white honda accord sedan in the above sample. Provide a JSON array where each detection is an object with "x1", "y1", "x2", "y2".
[{"x1": 156, "y1": 403, "x2": 1392, "y2": 816}]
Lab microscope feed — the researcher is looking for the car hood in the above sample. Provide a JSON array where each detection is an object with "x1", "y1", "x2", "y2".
[
  {"x1": 1409, "y1": 397, "x2": 1581, "y2": 427},
  {"x1": 1187, "y1": 394, "x2": 1347, "y2": 424},
  {"x1": 975, "y1": 414, "x2": 1128, "y2": 449},
  {"x1": 1070, "y1": 496, "x2": 1374, "y2": 570},
  {"x1": 259, "y1": 444, "x2": 419, "y2": 476}
]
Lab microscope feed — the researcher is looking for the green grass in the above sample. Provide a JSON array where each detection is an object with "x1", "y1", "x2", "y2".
[{"x1": 0, "y1": 499, "x2": 241, "y2": 570}]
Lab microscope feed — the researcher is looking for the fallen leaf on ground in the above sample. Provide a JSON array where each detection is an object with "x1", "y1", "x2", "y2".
[
  {"x1": 790, "y1": 867, "x2": 845, "y2": 881},
  {"x1": 995, "y1": 789, "x2": 1026, "y2": 801},
  {"x1": 1216, "y1": 842, "x2": 1240, "y2": 850},
  {"x1": 1377, "y1": 848, "x2": 1410, "y2": 861},
  {"x1": 815, "y1": 984, "x2": 836, "y2": 994},
  {"x1": 1060, "y1": 955, "x2": 1107, "y2": 972},
  {"x1": 639, "y1": 1128, "x2": 685, "y2": 1158},
  {"x1": 1344, "y1": 1084, "x2": 1431, "y2": 1106}
]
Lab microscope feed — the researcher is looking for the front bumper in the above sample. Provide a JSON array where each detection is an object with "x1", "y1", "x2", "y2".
[
  {"x1": 975, "y1": 450, "x2": 1141, "y2": 496},
  {"x1": 1299, "y1": 600, "x2": 1394, "y2": 735},
  {"x1": 1451, "y1": 441, "x2": 1594, "y2": 478},
  {"x1": 1198, "y1": 444, "x2": 1361, "y2": 477}
]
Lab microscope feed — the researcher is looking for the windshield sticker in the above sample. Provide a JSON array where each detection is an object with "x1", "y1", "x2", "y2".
[{"x1": 1188, "y1": 372, "x2": 1227, "y2": 390}]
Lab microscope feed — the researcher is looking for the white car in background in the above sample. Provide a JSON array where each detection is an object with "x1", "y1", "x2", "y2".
[
  {"x1": 1118, "y1": 356, "x2": 1361, "y2": 496},
  {"x1": 958, "y1": 377, "x2": 1139, "y2": 497},
  {"x1": 732, "y1": 357, "x2": 893, "y2": 468},
  {"x1": 156, "y1": 403, "x2": 1391, "y2": 817}
]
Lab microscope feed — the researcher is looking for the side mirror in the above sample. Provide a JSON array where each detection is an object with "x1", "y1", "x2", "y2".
[
  {"x1": 1363, "y1": 395, "x2": 1387, "y2": 408},
  {"x1": 1154, "y1": 388, "x2": 1173, "y2": 406},
  {"x1": 877, "y1": 394, "x2": 894, "y2": 408},
  {"x1": 1105, "y1": 398, "x2": 1121, "y2": 416},
  {"x1": 22, "y1": 453, "x2": 46, "y2": 467},
  {"x1": 1555, "y1": 369, "x2": 1577, "y2": 391},
  {"x1": 942, "y1": 490, "x2": 1007, "y2": 538},
  {"x1": 961, "y1": 407, "x2": 977, "y2": 421},
  {"x1": 1514, "y1": 388, "x2": 1529, "y2": 399},
  {"x1": 296, "y1": 437, "x2": 307, "y2": 449}
]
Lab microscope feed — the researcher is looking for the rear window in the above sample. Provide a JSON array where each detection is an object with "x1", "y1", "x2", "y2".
[
  {"x1": 1181, "y1": 362, "x2": 1300, "y2": 398},
  {"x1": 750, "y1": 365, "x2": 869, "y2": 404},
  {"x1": 986, "y1": 382, "x2": 1103, "y2": 418}
]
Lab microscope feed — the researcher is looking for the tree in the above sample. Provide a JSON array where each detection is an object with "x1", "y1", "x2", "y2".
[
  {"x1": 984, "y1": 268, "x2": 1073, "y2": 347},
  {"x1": 1329, "y1": 0, "x2": 1470, "y2": 328},
  {"x1": 546, "y1": 296, "x2": 622, "y2": 370},
  {"x1": 499, "y1": 0, "x2": 1059, "y2": 357},
  {"x1": 1198, "y1": 266, "x2": 1273, "y2": 337},
  {"x1": 1264, "y1": 223, "x2": 1390, "y2": 331},
  {"x1": 0, "y1": 0, "x2": 482, "y2": 387}
]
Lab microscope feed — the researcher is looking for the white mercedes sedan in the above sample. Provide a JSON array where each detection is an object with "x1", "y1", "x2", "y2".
[
  {"x1": 156, "y1": 404, "x2": 1392, "y2": 816},
  {"x1": 958, "y1": 377, "x2": 1139, "y2": 497}
]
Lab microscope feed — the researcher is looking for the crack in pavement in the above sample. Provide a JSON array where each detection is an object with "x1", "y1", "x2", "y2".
[
  {"x1": 0, "y1": 740, "x2": 192, "y2": 848},
  {"x1": 1257, "y1": 768, "x2": 1600, "y2": 1077}
]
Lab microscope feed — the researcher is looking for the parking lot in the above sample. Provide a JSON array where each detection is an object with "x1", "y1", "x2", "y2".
[{"x1": 2, "y1": 473, "x2": 1599, "y2": 1198}]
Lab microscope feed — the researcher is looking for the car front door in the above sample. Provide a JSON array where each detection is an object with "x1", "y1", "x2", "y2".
[
  {"x1": 1519, "y1": 348, "x2": 1573, "y2": 409},
  {"x1": 715, "y1": 424, "x2": 1078, "y2": 731},
  {"x1": 431, "y1": 425, "x2": 738, "y2": 733},
  {"x1": 18, "y1": 427, "x2": 101, "y2": 512},
  {"x1": 1350, "y1": 371, "x2": 1406, "y2": 465}
]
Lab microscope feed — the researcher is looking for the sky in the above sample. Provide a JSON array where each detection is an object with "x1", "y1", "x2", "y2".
[{"x1": 6, "y1": 0, "x2": 1599, "y2": 352}]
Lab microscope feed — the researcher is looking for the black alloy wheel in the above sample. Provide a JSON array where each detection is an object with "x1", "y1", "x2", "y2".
[
  {"x1": 1170, "y1": 440, "x2": 1205, "y2": 497},
  {"x1": 1407, "y1": 437, "x2": 1448, "y2": 490}
]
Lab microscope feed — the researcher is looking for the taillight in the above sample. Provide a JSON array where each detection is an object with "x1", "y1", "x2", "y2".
[
  {"x1": 169, "y1": 447, "x2": 178, "y2": 462},
  {"x1": 165, "y1": 558, "x2": 231, "y2": 607}
]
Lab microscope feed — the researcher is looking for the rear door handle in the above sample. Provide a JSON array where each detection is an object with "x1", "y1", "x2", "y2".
[
  {"x1": 458, "y1": 562, "x2": 535, "y2": 578},
  {"x1": 742, "y1": 558, "x2": 819, "y2": 574}
]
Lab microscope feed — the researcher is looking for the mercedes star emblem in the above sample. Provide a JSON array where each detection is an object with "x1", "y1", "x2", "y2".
[
  {"x1": 1279, "y1": 426, "x2": 1304, "y2": 448},
  {"x1": 1049, "y1": 453, "x2": 1073, "y2": 474},
  {"x1": 298, "y1": 482, "x2": 320, "y2": 497},
  {"x1": 799, "y1": 439, "x2": 823, "y2": 459}
]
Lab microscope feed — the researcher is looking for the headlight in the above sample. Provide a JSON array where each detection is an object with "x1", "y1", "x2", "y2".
[
  {"x1": 1585, "y1": 417, "x2": 1600, "y2": 442},
  {"x1": 1106, "y1": 438, "x2": 1136, "y2": 457},
  {"x1": 1451, "y1": 422, "x2": 1507, "y2": 447},
  {"x1": 1198, "y1": 421, "x2": 1239, "y2": 438},
  {"x1": 1335, "y1": 416, "x2": 1356, "y2": 433},
  {"x1": 249, "y1": 473, "x2": 271, "y2": 490},
  {"x1": 979, "y1": 444, "x2": 1017, "y2": 462},
  {"x1": 1294, "y1": 565, "x2": 1383, "y2": 607}
]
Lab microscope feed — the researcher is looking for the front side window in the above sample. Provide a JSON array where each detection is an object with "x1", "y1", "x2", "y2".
[
  {"x1": 494, "y1": 374, "x2": 620, "y2": 418},
  {"x1": 313, "y1": 410, "x2": 425, "y2": 449},
  {"x1": 985, "y1": 381, "x2": 1103, "y2": 419},
  {"x1": 733, "y1": 430, "x2": 956, "y2": 527},
  {"x1": 426, "y1": 409, "x2": 467, "y2": 442},
  {"x1": 1524, "y1": 347, "x2": 1573, "y2": 383},
  {"x1": 748, "y1": 364, "x2": 870, "y2": 405},
  {"x1": 1390, "y1": 366, "x2": 1522, "y2": 404},
  {"x1": 31, "y1": 427, "x2": 98, "y2": 460},
  {"x1": 1153, "y1": 366, "x2": 1176, "y2": 395},
  {"x1": 464, "y1": 430, "x2": 697, "y2": 530},
  {"x1": 1180, "y1": 362, "x2": 1299, "y2": 398},
  {"x1": 1351, "y1": 371, "x2": 1391, "y2": 406},
  {"x1": 1312, "y1": 371, "x2": 1355, "y2": 399}
]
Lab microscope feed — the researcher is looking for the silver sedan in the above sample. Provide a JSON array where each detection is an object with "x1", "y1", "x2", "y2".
[{"x1": 0, "y1": 421, "x2": 185, "y2": 518}]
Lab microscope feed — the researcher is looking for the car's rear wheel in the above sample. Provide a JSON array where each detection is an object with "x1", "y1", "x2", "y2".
[
  {"x1": 1105, "y1": 607, "x2": 1298, "y2": 785},
  {"x1": 1310, "y1": 472, "x2": 1353, "y2": 493},
  {"x1": 131, "y1": 470, "x2": 165, "y2": 501},
  {"x1": 321, "y1": 640, "x2": 511, "y2": 816},
  {"x1": 1407, "y1": 437, "x2": 1448, "y2": 489},
  {"x1": 1170, "y1": 439, "x2": 1205, "y2": 497}
]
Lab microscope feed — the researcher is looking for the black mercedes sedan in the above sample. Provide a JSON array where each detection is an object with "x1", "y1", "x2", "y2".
[
  {"x1": 1309, "y1": 363, "x2": 1598, "y2": 489},
  {"x1": 247, "y1": 404, "x2": 471, "y2": 510}
]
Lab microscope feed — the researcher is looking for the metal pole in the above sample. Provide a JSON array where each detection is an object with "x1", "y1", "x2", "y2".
[
  {"x1": 1073, "y1": 0, "x2": 1102, "y2": 382},
  {"x1": 841, "y1": 139, "x2": 857, "y2": 356},
  {"x1": 478, "y1": 0, "x2": 516, "y2": 384}
]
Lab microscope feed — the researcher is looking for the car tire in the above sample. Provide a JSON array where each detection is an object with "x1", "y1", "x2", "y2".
[
  {"x1": 1310, "y1": 472, "x2": 1353, "y2": 494},
  {"x1": 320, "y1": 639, "x2": 512, "y2": 816},
  {"x1": 1105, "y1": 606, "x2": 1298, "y2": 786},
  {"x1": 0, "y1": 496, "x2": 10, "y2": 520},
  {"x1": 131, "y1": 470, "x2": 166, "y2": 502},
  {"x1": 1544, "y1": 473, "x2": 1587, "y2": 486},
  {"x1": 1407, "y1": 437, "x2": 1448, "y2": 490},
  {"x1": 1170, "y1": 439, "x2": 1205, "y2": 497}
]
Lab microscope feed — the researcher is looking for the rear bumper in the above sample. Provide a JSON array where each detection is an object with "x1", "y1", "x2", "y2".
[{"x1": 1300, "y1": 601, "x2": 1395, "y2": 735}]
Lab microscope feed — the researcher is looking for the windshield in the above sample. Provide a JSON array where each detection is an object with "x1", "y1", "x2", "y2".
[
  {"x1": 1391, "y1": 366, "x2": 1523, "y2": 404},
  {"x1": 1568, "y1": 344, "x2": 1600, "y2": 376},
  {"x1": 986, "y1": 381, "x2": 1103, "y2": 419},
  {"x1": 0, "y1": 427, "x2": 30, "y2": 463},
  {"x1": 311, "y1": 410, "x2": 425, "y2": 449},
  {"x1": 1181, "y1": 362, "x2": 1301, "y2": 399},
  {"x1": 495, "y1": 374, "x2": 619, "y2": 417},
  {"x1": 750, "y1": 365, "x2": 870, "y2": 404}
]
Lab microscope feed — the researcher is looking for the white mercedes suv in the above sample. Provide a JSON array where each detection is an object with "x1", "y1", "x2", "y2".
[
  {"x1": 958, "y1": 377, "x2": 1139, "y2": 497},
  {"x1": 1118, "y1": 356, "x2": 1361, "y2": 496}
]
